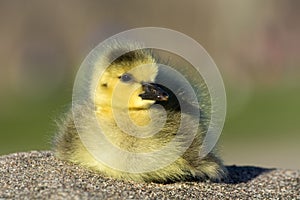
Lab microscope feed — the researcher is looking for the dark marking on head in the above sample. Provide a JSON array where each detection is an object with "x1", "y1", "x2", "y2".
[
  {"x1": 109, "y1": 49, "x2": 154, "y2": 65},
  {"x1": 101, "y1": 83, "x2": 108, "y2": 87}
]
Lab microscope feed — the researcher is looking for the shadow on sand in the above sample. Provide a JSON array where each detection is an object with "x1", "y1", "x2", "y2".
[{"x1": 221, "y1": 165, "x2": 275, "y2": 184}]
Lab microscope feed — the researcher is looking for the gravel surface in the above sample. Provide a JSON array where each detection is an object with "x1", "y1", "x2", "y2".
[{"x1": 0, "y1": 151, "x2": 299, "y2": 199}]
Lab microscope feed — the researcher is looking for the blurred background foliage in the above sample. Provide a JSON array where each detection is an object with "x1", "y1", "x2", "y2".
[{"x1": 0, "y1": 1, "x2": 299, "y2": 169}]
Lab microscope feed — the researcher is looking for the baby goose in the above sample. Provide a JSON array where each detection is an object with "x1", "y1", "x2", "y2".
[{"x1": 53, "y1": 43, "x2": 227, "y2": 182}]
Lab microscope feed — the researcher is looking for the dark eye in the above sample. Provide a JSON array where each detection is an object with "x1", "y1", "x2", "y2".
[{"x1": 119, "y1": 73, "x2": 133, "y2": 82}]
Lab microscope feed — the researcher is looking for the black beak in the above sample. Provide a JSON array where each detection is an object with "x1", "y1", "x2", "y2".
[{"x1": 139, "y1": 82, "x2": 169, "y2": 101}]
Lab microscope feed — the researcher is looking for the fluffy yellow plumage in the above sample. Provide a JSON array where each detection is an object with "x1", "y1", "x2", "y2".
[{"x1": 53, "y1": 43, "x2": 227, "y2": 182}]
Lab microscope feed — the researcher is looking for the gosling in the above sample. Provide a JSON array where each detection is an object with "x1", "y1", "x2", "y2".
[{"x1": 53, "y1": 43, "x2": 227, "y2": 183}]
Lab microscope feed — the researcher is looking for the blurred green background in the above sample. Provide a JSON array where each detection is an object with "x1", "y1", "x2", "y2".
[{"x1": 0, "y1": 1, "x2": 299, "y2": 169}]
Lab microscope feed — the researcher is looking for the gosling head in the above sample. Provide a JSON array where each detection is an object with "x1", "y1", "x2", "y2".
[{"x1": 94, "y1": 50, "x2": 169, "y2": 110}]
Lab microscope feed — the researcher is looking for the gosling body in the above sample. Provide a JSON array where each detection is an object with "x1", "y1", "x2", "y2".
[{"x1": 53, "y1": 43, "x2": 227, "y2": 182}]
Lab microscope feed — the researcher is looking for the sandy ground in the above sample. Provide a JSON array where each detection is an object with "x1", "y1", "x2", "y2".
[{"x1": 0, "y1": 151, "x2": 299, "y2": 199}]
